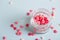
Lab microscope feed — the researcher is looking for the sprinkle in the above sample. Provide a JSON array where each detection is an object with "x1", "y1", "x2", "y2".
[
  {"x1": 50, "y1": 25, "x2": 54, "y2": 29},
  {"x1": 28, "y1": 32, "x2": 35, "y2": 36},
  {"x1": 52, "y1": 8, "x2": 55, "y2": 10},
  {"x1": 27, "y1": 12, "x2": 30, "y2": 16},
  {"x1": 25, "y1": 23, "x2": 29, "y2": 28},
  {"x1": 3, "y1": 36, "x2": 6, "y2": 39},
  {"x1": 20, "y1": 25, "x2": 24, "y2": 28},
  {"x1": 33, "y1": 27, "x2": 36, "y2": 33},
  {"x1": 13, "y1": 27, "x2": 17, "y2": 30},
  {"x1": 14, "y1": 21, "x2": 18, "y2": 24},
  {"x1": 2, "y1": 36, "x2": 6, "y2": 40},
  {"x1": 35, "y1": 38, "x2": 39, "y2": 40},
  {"x1": 10, "y1": 23, "x2": 17, "y2": 30},
  {"x1": 10, "y1": 24, "x2": 14, "y2": 27},
  {"x1": 17, "y1": 29, "x2": 20, "y2": 32},
  {"x1": 16, "y1": 31, "x2": 22, "y2": 36},
  {"x1": 16, "y1": 28, "x2": 22, "y2": 35},
  {"x1": 51, "y1": 12, "x2": 54, "y2": 16},
  {"x1": 29, "y1": 9, "x2": 33, "y2": 12},
  {"x1": 53, "y1": 29, "x2": 57, "y2": 33}
]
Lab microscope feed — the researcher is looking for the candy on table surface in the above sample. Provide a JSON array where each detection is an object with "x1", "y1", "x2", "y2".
[
  {"x1": 16, "y1": 31, "x2": 22, "y2": 36},
  {"x1": 20, "y1": 25, "x2": 24, "y2": 28},
  {"x1": 2, "y1": 36, "x2": 6, "y2": 40},
  {"x1": 14, "y1": 21, "x2": 18, "y2": 24},
  {"x1": 52, "y1": 8, "x2": 55, "y2": 10},
  {"x1": 25, "y1": 23, "x2": 29, "y2": 28},
  {"x1": 28, "y1": 32, "x2": 35, "y2": 36},
  {"x1": 27, "y1": 12, "x2": 30, "y2": 16},
  {"x1": 35, "y1": 38, "x2": 39, "y2": 40},
  {"x1": 53, "y1": 29, "x2": 57, "y2": 33}
]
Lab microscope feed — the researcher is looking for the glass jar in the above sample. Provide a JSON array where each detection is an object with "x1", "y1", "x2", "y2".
[{"x1": 30, "y1": 8, "x2": 52, "y2": 34}]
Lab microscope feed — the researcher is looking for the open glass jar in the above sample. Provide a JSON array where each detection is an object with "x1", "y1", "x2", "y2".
[{"x1": 30, "y1": 8, "x2": 52, "y2": 34}]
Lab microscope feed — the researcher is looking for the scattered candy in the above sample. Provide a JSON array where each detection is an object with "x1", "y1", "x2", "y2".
[
  {"x1": 3, "y1": 36, "x2": 6, "y2": 39},
  {"x1": 25, "y1": 23, "x2": 29, "y2": 28},
  {"x1": 20, "y1": 25, "x2": 24, "y2": 28},
  {"x1": 16, "y1": 31, "x2": 22, "y2": 36},
  {"x1": 10, "y1": 24, "x2": 15, "y2": 27},
  {"x1": 8, "y1": 9, "x2": 58, "y2": 40},
  {"x1": 14, "y1": 21, "x2": 18, "y2": 24},
  {"x1": 28, "y1": 32, "x2": 35, "y2": 36},
  {"x1": 51, "y1": 11, "x2": 54, "y2": 16},
  {"x1": 17, "y1": 29, "x2": 20, "y2": 32},
  {"x1": 13, "y1": 27, "x2": 17, "y2": 30},
  {"x1": 35, "y1": 38, "x2": 39, "y2": 40},
  {"x1": 52, "y1": 8, "x2": 55, "y2": 10},
  {"x1": 29, "y1": 9, "x2": 33, "y2": 12},
  {"x1": 10, "y1": 23, "x2": 17, "y2": 30},
  {"x1": 50, "y1": 25, "x2": 54, "y2": 29},
  {"x1": 33, "y1": 27, "x2": 37, "y2": 33},
  {"x1": 26, "y1": 9, "x2": 33, "y2": 16},
  {"x1": 2, "y1": 36, "x2": 6, "y2": 40},
  {"x1": 53, "y1": 29, "x2": 57, "y2": 33},
  {"x1": 16, "y1": 28, "x2": 22, "y2": 36},
  {"x1": 27, "y1": 12, "x2": 30, "y2": 16}
]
